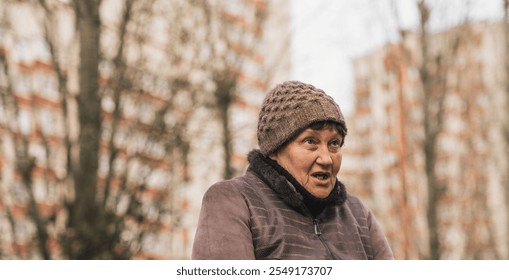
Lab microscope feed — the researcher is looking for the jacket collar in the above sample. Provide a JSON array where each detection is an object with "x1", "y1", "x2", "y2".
[{"x1": 247, "y1": 149, "x2": 347, "y2": 214}]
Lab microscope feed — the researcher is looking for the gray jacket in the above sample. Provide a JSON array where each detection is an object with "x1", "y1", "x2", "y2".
[{"x1": 192, "y1": 150, "x2": 394, "y2": 260}]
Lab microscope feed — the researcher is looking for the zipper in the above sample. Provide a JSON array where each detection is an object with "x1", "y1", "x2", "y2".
[
  {"x1": 313, "y1": 219, "x2": 322, "y2": 236},
  {"x1": 313, "y1": 218, "x2": 335, "y2": 258}
]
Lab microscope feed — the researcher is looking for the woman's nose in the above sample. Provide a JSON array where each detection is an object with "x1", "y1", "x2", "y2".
[{"x1": 316, "y1": 146, "x2": 333, "y2": 165}]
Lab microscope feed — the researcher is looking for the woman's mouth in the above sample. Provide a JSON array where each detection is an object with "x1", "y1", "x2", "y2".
[{"x1": 312, "y1": 172, "x2": 330, "y2": 180}]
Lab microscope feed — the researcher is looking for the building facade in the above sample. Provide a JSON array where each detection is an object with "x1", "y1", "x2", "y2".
[
  {"x1": 0, "y1": 0, "x2": 290, "y2": 259},
  {"x1": 342, "y1": 22, "x2": 508, "y2": 259}
]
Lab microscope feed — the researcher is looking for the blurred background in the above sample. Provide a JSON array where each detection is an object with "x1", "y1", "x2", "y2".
[{"x1": 0, "y1": 0, "x2": 507, "y2": 260}]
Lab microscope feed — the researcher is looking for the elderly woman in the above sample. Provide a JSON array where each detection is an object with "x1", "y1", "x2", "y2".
[{"x1": 192, "y1": 81, "x2": 394, "y2": 260}]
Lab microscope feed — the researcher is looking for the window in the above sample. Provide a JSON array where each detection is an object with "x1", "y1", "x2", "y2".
[
  {"x1": 38, "y1": 109, "x2": 63, "y2": 136},
  {"x1": 17, "y1": 109, "x2": 32, "y2": 135}
]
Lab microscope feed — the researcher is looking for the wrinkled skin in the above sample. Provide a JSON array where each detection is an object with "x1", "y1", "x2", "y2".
[{"x1": 270, "y1": 125, "x2": 343, "y2": 199}]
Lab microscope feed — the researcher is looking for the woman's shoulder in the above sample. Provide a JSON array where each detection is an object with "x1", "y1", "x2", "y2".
[
  {"x1": 342, "y1": 192, "x2": 372, "y2": 217},
  {"x1": 205, "y1": 172, "x2": 265, "y2": 197},
  {"x1": 344, "y1": 192, "x2": 364, "y2": 205}
]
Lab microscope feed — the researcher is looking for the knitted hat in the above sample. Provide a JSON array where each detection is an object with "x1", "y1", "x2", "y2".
[{"x1": 257, "y1": 81, "x2": 346, "y2": 156}]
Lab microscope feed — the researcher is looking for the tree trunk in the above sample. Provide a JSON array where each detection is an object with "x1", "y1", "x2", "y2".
[
  {"x1": 503, "y1": 0, "x2": 509, "y2": 260},
  {"x1": 19, "y1": 154, "x2": 50, "y2": 260},
  {"x1": 103, "y1": 0, "x2": 133, "y2": 207},
  {"x1": 214, "y1": 74, "x2": 236, "y2": 179},
  {"x1": 220, "y1": 101, "x2": 233, "y2": 179},
  {"x1": 418, "y1": 0, "x2": 441, "y2": 259},
  {"x1": 72, "y1": 0, "x2": 102, "y2": 259}
]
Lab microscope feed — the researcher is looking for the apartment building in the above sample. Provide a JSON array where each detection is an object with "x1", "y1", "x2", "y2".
[
  {"x1": 343, "y1": 22, "x2": 508, "y2": 259},
  {"x1": 0, "y1": 0, "x2": 290, "y2": 259}
]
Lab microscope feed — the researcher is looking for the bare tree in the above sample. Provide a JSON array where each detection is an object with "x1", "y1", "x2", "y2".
[
  {"x1": 196, "y1": 0, "x2": 267, "y2": 179},
  {"x1": 417, "y1": 0, "x2": 443, "y2": 259},
  {"x1": 0, "y1": 0, "x2": 270, "y2": 259},
  {"x1": 0, "y1": 0, "x2": 183, "y2": 259},
  {"x1": 69, "y1": 0, "x2": 103, "y2": 259},
  {"x1": 504, "y1": 0, "x2": 509, "y2": 259},
  {"x1": 380, "y1": 0, "x2": 502, "y2": 259},
  {"x1": 0, "y1": 12, "x2": 45, "y2": 260}
]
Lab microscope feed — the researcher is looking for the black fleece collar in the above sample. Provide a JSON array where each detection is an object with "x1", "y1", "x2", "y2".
[{"x1": 247, "y1": 149, "x2": 347, "y2": 216}]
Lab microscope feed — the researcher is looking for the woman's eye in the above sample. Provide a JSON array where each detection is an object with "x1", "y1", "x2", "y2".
[
  {"x1": 304, "y1": 138, "x2": 316, "y2": 145},
  {"x1": 329, "y1": 140, "x2": 341, "y2": 148}
]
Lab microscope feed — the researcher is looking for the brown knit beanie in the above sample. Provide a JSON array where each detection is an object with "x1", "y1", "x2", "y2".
[{"x1": 257, "y1": 81, "x2": 346, "y2": 156}]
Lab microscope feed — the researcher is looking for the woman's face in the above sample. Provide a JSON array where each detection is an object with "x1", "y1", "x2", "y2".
[{"x1": 270, "y1": 125, "x2": 343, "y2": 199}]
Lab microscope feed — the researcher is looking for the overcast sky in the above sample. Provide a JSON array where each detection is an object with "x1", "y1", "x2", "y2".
[{"x1": 290, "y1": 0, "x2": 504, "y2": 115}]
